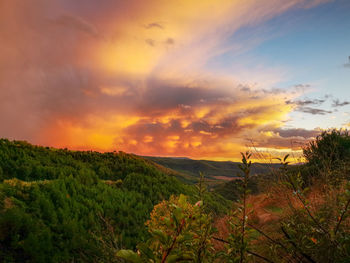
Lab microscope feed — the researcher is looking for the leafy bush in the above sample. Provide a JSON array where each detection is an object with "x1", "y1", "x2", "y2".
[
  {"x1": 118, "y1": 194, "x2": 216, "y2": 263},
  {"x1": 303, "y1": 129, "x2": 350, "y2": 180}
]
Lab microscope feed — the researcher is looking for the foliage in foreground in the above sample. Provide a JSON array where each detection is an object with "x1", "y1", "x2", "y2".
[
  {"x1": 119, "y1": 130, "x2": 350, "y2": 262},
  {"x1": 118, "y1": 194, "x2": 215, "y2": 263}
]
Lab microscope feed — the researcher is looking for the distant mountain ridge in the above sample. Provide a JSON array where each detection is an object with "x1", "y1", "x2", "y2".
[{"x1": 144, "y1": 156, "x2": 281, "y2": 185}]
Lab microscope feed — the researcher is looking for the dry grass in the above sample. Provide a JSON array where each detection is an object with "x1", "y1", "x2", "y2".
[{"x1": 212, "y1": 178, "x2": 350, "y2": 260}]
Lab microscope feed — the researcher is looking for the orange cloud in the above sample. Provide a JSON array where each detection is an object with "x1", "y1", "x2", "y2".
[
  {"x1": 0, "y1": 0, "x2": 330, "y2": 160},
  {"x1": 39, "y1": 82, "x2": 304, "y2": 160}
]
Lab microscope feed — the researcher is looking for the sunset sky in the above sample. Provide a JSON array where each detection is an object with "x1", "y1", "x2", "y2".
[{"x1": 1, "y1": 0, "x2": 349, "y2": 161}]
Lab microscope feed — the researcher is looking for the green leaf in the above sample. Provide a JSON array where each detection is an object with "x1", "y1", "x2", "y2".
[{"x1": 116, "y1": 250, "x2": 142, "y2": 263}]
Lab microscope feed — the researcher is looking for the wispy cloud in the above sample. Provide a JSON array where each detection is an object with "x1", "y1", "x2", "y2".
[
  {"x1": 295, "y1": 107, "x2": 332, "y2": 115},
  {"x1": 286, "y1": 98, "x2": 326, "y2": 106},
  {"x1": 285, "y1": 94, "x2": 350, "y2": 115}
]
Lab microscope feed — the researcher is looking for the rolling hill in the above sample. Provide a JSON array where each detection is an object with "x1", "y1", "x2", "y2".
[{"x1": 144, "y1": 156, "x2": 281, "y2": 186}]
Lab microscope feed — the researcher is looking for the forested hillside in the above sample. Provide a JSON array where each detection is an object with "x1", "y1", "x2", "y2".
[{"x1": 0, "y1": 139, "x2": 230, "y2": 262}]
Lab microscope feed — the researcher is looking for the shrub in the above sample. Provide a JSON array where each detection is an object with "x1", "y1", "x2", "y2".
[
  {"x1": 303, "y1": 129, "x2": 350, "y2": 179},
  {"x1": 117, "y1": 194, "x2": 216, "y2": 263}
]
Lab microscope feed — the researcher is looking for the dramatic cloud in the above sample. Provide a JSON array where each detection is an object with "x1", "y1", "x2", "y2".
[
  {"x1": 0, "y1": 0, "x2": 333, "y2": 160},
  {"x1": 41, "y1": 80, "x2": 296, "y2": 159}
]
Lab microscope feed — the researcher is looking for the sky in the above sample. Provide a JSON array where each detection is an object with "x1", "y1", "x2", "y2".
[{"x1": 0, "y1": 0, "x2": 349, "y2": 161}]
